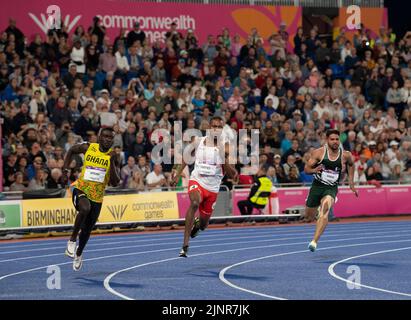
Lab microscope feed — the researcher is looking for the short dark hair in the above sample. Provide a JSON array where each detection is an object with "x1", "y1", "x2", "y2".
[
  {"x1": 211, "y1": 116, "x2": 223, "y2": 122},
  {"x1": 100, "y1": 127, "x2": 114, "y2": 136},
  {"x1": 260, "y1": 164, "x2": 270, "y2": 172},
  {"x1": 326, "y1": 129, "x2": 340, "y2": 137}
]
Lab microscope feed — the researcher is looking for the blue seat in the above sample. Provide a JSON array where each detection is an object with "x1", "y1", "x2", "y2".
[
  {"x1": 95, "y1": 71, "x2": 106, "y2": 88},
  {"x1": 330, "y1": 63, "x2": 344, "y2": 80}
]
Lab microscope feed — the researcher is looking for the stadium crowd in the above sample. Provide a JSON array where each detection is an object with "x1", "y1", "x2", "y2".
[{"x1": 1, "y1": 16, "x2": 411, "y2": 193}]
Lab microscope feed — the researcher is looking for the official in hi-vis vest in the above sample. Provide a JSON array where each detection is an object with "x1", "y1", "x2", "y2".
[{"x1": 238, "y1": 165, "x2": 273, "y2": 215}]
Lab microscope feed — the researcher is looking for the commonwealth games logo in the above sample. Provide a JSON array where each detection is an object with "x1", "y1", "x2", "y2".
[{"x1": 107, "y1": 205, "x2": 128, "y2": 221}]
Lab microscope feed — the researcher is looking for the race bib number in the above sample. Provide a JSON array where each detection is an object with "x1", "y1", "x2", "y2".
[
  {"x1": 197, "y1": 163, "x2": 217, "y2": 175},
  {"x1": 84, "y1": 166, "x2": 107, "y2": 183},
  {"x1": 321, "y1": 170, "x2": 339, "y2": 184}
]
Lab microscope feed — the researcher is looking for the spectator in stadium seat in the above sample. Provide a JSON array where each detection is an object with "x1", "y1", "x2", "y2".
[
  {"x1": 146, "y1": 163, "x2": 167, "y2": 192},
  {"x1": 114, "y1": 45, "x2": 130, "y2": 81},
  {"x1": 46, "y1": 168, "x2": 65, "y2": 189},
  {"x1": 282, "y1": 139, "x2": 303, "y2": 164},
  {"x1": 3, "y1": 153, "x2": 18, "y2": 188},
  {"x1": 129, "y1": 132, "x2": 147, "y2": 159},
  {"x1": 151, "y1": 59, "x2": 167, "y2": 85},
  {"x1": 70, "y1": 40, "x2": 86, "y2": 74},
  {"x1": 148, "y1": 88, "x2": 165, "y2": 116},
  {"x1": 135, "y1": 155, "x2": 150, "y2": 179},
  {"x1": 99, "y1": 45, "x2": 117, "y2": 74},
  {"x1": 89, "y1": 16, "x2": 106, "y2": 47},
  {"x1": 10, "y1": 172, "x2": 26, "y2": 192},
  {"x1": 128, "y1": 170, "x2": 145, "y2": 191},
  {"x1": 283, "y1": 154, "x2": 300, "y2": 178},
  {"x1": 401, "y1": 165, "x2": 411, "y2": 184},
  {"x1": 227, "y1": 87, "x2": 244, "y2": 112},
  {"x1": 74, "y1": 107, "x2": 94, "y2": 140},
  {"x1": 127, "y1": 45, "x2": 142, "y2": 80},
  {"x1": 354, "y1": 165, "x2": 367, "y2": 185},
  {"x1": 165, "y1": 22, "x2": 182, "y2": 51},
  {"x1": 121, "y1": 156, "x2": 139, "y2": 185},
  {"x1": 390, "y1": 164, "x2": 404, "y2": 182},
  {"x1": 27, "y1": 167, "x2": 47, "y2": 191},
  {"x1": 127, "y1": 22, "x2": 146, "y2": 49}
]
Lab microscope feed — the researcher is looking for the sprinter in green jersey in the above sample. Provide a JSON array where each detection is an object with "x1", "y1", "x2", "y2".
[{"x1": 304, "y1": 129, "x2": 358, "y2": 252}]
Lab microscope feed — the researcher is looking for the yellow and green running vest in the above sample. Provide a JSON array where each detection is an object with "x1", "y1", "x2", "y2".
[
  {"x1": 249, "y1": 176, "x2": 273, "y2": 206},
  {"x1": 71, "y1": 143, "x2": 112, "y2": 203}
]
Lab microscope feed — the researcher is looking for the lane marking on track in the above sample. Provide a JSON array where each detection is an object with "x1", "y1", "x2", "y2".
[
  {"x1": 2, "y1": 223, "x2": 410, "y2": 254},
  {"x1": 1, "y1": 228, "x2": 410, "y2": 263},
  {"x1": 1, "y1": 220, "x2": 410, "y2": 249},
  {"x1": 328, "y1": 246, "x2": 411, "y2": 297},
  {"x1": 104, "y1": 237, "x2": 411, "y2": 300}
]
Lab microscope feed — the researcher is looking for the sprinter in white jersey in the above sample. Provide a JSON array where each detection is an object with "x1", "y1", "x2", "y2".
[{"x1": 172, "y1": 117, "x2": 237, "y2": 257}]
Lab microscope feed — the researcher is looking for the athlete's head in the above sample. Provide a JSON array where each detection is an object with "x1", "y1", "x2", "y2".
[
  {"x1": 209, "y1": 116, "x2": 224, "y2": 139},
  {"x1": 326, "y1": 129, "x2": 340, "y2": 151},
  {"x1": 258, "y1": 164, "x2": 269, "y2": 176},
  {"x1": 98, "y1": 128, "x2": 115, "y2": 151}
]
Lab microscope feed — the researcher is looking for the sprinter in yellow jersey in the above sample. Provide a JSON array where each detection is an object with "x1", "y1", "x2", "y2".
[{"x1": 63, "y1": 128, "x2": 120, "y2": 271}]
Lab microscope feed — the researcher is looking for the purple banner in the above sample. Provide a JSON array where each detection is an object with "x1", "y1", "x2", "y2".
[{"x1": 232, "y1": 186, "x2": 411, "y2": 218}]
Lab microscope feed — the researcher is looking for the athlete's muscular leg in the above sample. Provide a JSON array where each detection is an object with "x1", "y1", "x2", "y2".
[
  {"x1": 76, "y1": 203, "x2": 101, "y2": 256},
  {"x1": 70, "y1": 196, "x2": 91, "y2": 242},
  {"x1": 199, "y1": 214, "x2": 211, "y2": 231},
  {"x1": 303, "y1": 206, "x2": 318, "y2": 223},
  {"x1": 182, "y1": 190, "x2": 201, "y2": 248},
  {"x1": 313, "y1": 196, "x2": 334, "y2": 243}
]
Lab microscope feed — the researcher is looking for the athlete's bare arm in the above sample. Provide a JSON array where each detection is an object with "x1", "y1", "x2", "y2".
[
  {"x1": 171, "y1": 137, "x2": 201, "y2": 186},
  {"x1": 223, "y1": 143, "x2": 237, "y2": 179},
  {"x1": 109, "y1": 150, "x2": 121, "y2": 187},
  {"x1": 304, "y1": 147, "x2": 324, "y2": 175},
  {"x1": 344, "y1": 150, "x2": 358, "y2": 197},
  {"x1": 63, "y1": 143, "x2": 90, "y2": 172}
]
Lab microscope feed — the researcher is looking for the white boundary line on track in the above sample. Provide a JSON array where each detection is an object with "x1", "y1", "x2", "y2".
[
  {"x1": 104, "y1": 238, "x2": 411, "y2": 300},
  {"x1": 2, "y1": 224, "x2": 411, "y2": 256},
  {"x1": 219, "y1": 242, "x2": 411, "y2": 300},
  {"x1": 1, "y1": 233, "x2": 410, "y2": 289},
  {"x1": 328, "y1": 247, "x2": 411, "y2": 297},
  {"x1": 1, "y1": 228, "x2": 411, "y2": 263},
  {"x1": 2, "y1": 221, "x2": 410, "y2": 252},
  {"x1": 1, "y1": 220, "x2": 410, "y2": 249}
]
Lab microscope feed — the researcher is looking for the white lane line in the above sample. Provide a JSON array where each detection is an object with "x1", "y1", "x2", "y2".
[
  {"x1": 219, "y1": 240, "x2": 411, "y2": 300},
  {"x1": 104, "y1": 237, "x2": 411, "y2": 300},
  {"x1": 328, "y1": 247, "x2": 411, "y2": 297},
  {"x1": 2, "y1": 231, "x2": 411, "y2": 296},
  {"x1": 1, "y1": 220, "x2": 409, "y2": 249},
  {"x1": 1, "y1": 228, "x2": 410, "y2": 263},
  {"x1": 2, "y1": 222, "x2": 410, "y2": 254}
]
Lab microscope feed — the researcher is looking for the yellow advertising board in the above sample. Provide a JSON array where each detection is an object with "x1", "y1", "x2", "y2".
[
  {"x1": 99, "y1": 192, "x2": 179, "y2": 223},
  {"x1": 21, "y1": 192, "x2": 179, "y2": 227},
  {"x1": 22, "y1": 198, "x2": 76, "y2": 227}
]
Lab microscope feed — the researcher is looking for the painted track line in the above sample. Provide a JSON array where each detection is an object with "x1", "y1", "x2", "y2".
[
  {"x1": 104, "y1": 237, "x2": 411, "y2": 300},
  {"x1": 2, "y1": 222, "x2": 410, "y2": 254},
  {"x1": 1, "y1": 228, "x2": 411, "y2": 263},
  {"x1": 2, "y1": 232, "x2": 411, "y2": 290},
  {"x1": 328, "y1": 246, "x2": 411, "y2": 297},
  {"x1": 2, "y1": 220, "x2": 410, "y2": 249}
]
